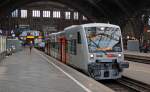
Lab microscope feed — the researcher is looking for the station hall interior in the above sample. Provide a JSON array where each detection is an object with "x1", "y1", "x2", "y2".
[{"x1": 1, "y1": 0, "x2": 150, "y2": 92}]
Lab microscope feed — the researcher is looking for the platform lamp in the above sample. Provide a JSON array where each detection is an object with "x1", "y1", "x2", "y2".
[
  {"x1": 0, "y1": 29, "x2": 2, "y2": 35},
  {"x1": 11, "y1": 30, "x2": 15, "y2": 39}
]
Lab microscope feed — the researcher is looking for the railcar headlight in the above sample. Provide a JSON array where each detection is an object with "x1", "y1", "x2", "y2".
[
  {"x1": 90, "y1": 54, "x2": 94, "y2": 60},
  {"x1": 90, "y1": 54, "x2": 94, "y2": 58},
  {"x1": 100, "y1": 27, "x2": 105, "y2": 30},
  {"x1": 118, "y1": 54, "x2": 122, "y2": 57}
]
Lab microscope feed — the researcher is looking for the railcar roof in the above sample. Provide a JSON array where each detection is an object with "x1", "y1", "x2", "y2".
[
  {"x1": 64, "y1": 25, "x2": 79, "y2": 30},
  {"x1": 49, "y1": 33, "x2": 57, "y2": 36},
  {"x1": 64, "y1": 23, "x2": 120, "y2": 31},
  {"x1": 81, "y1": 23, "x2": 119, "y2": 28},
  {"x1": 56, "y1": 31, "x2": 65, "y2": 35}
]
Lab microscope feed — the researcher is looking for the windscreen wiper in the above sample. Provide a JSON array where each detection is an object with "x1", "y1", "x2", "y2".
[{"x1": 88, "y1": 38, "x2": 99, "y2": 48}]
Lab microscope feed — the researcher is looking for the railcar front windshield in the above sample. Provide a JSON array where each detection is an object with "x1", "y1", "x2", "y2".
[{"x1": 85, "y1": 26, "x2": 122, "y2": 53}]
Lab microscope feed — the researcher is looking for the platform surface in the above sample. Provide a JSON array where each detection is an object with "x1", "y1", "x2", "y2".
[
  {"x1": 124, "y1": 50, "x2": 150, "y2": 57},
  {"x1": 0, "y1": 48, "x2": 114, "y2": 92},
  {"x1": 123, "y1": 61, "x2": 150, "y2": 85}
]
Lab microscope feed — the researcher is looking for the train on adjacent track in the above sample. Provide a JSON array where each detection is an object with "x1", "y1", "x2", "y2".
[{"x1": 45, "y1": 23, "x2": 129, "y2": 80}]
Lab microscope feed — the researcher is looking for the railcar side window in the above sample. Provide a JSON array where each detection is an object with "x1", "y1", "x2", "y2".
[
  {"x1": 68, "y1": 40, "x2": 77, "y2": 55},
  {"x1": 77, "y1": 32, "x2": 82, "y2": 44}
]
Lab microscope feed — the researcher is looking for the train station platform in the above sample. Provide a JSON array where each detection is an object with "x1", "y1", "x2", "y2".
[
  {"x1": 123, "y1": 50, "x2": 150, "y2": 85},
  {"x1": 0, "y1": 48, "x2": 114, "y2": 92},
  {"x1": 0, "y1": 51, "x2": 6, "y2": 61},
  {"x1": 123, "y1": 61, "x2": 150, "y2": 85},
  {"x1": 124, "y1": 50, "x2": 150, "y2": 58}
]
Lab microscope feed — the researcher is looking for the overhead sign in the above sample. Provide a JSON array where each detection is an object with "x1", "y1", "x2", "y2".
[
  {"x1": 43, "y1": 26, "x2": 57, "y2": 32},
  {"x1": 27, "y1": 36, "x2": 34, "y2": 38},
  {"x1": 38, "y1": 36, "x2": 43, "y2": 39},
  {"x1": 19, "y1": 25, "x2": 29, "y2": 28}
]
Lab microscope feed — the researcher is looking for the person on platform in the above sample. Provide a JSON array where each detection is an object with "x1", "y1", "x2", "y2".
[
  {"x1": 143, "y1": 42, "x2": 148, "y2": 53},
  {"x1": 29, "y1": 41, "x2": 33, "y2": 53}
]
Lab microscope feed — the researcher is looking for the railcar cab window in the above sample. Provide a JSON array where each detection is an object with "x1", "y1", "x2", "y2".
[{"x1": 85, "y1": 27, "x2": 122, "y2": 53}]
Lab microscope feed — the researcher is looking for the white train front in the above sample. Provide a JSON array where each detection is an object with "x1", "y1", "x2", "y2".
[{"x1": 45, "y1": 23, "x2": 129, "y2": 80}]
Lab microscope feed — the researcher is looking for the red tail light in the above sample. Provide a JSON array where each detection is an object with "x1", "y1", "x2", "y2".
[{"x1": 107, "y1": 54, "x2": 113, "y2": 57}]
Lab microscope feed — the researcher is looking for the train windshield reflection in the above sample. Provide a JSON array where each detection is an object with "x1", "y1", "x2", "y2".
[{"x1": 85, "y1": 27, "x2": 122, "y2": 53}]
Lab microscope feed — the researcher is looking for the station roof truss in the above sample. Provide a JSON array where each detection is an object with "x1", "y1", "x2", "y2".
[{"x1": 0, "y1": 0, "x2": 150, "y2": 22}]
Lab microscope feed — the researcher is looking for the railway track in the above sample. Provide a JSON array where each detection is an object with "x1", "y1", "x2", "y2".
[
  {"x1": 63, "y1": 57, "x2": 150, "y2": 92},
  {"x1": 44, "y1": 51, "x2": 150, "y2": 92},
  {"x1": 68, "y1": 63, "x2": 149, "y2": 92},
  {"x1": 124, "y1": 54, "x2": 150, "y2": 64},
  {"x1": 101, "y1": 77, "x2": 150, "y2": 92}
]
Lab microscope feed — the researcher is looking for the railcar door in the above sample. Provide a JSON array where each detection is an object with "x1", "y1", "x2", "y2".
[
  {"x1": 61, "y1": 38, "x2": 67, "y2": 64},
  {"x1": 59, "y1": 38, "x2": 67, "y2": 63},
  {"x1": 48, "y1": 41, "x2": 51, "y2": 56},
  {"x1": 58, "y1": 38, "x2": 61, "y2": 61}
]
